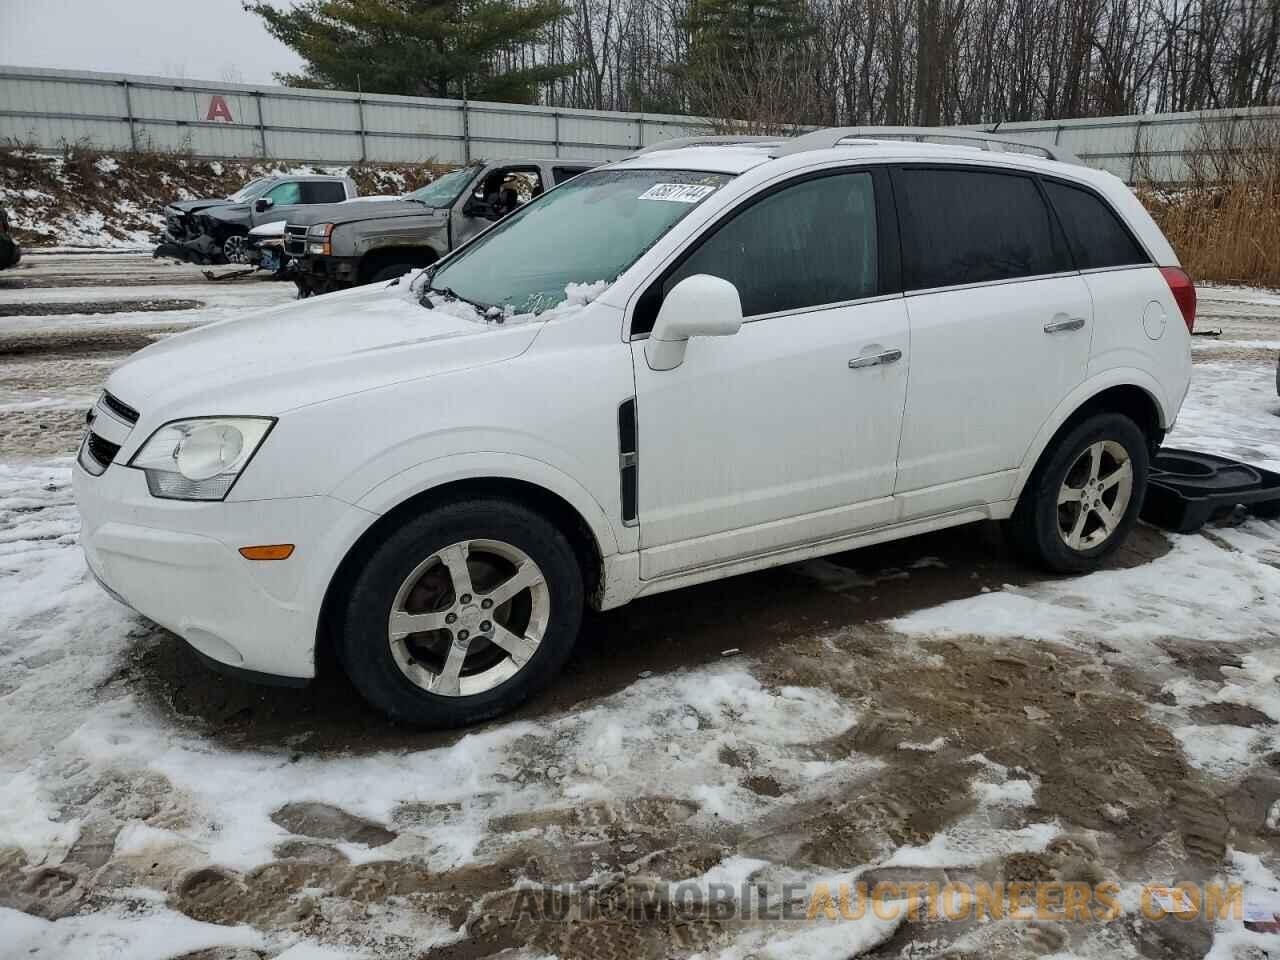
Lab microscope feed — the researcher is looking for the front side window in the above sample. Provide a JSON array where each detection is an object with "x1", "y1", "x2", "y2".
[
  {"x1": 1043, "y1": 180, "x2": 1149, "y2": 270},
  {"x1": 228, "y1": 178, "x2": 272, "y2": 202},
  {"x1": 428, "y1": 169, "x2": 731, "y2": 314},
  {"x1": 662, "y1": 171, "x2": 878, "y2": 319},
  {"x1": 895, "y1": 168, "x2": 1069, "y2": 290},
  {"x1": 265, "y1": 181, "x2": 302, "y2": 205},
  {"x1": 406, "y1": 166, "x2": 480, "y2": 208}
]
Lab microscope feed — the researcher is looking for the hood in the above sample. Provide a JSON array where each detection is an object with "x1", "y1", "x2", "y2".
[
  {"x1": 285, "y1": 199, "x2": 440, "y2": 228},
  {"x1": 167, "y1": 198, "x2": 234, "y2": 215},
  {"x1": 248, "y1": 220, "x2": 287, "y2": 239},
  {"x1": 106, "y1": 279, "x2": 543, "y2": 421}
]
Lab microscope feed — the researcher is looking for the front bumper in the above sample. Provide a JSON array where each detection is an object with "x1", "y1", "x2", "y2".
[
  {"x1": 73, "y1": 459, "x2": 375, "y2": 681},
  {"x1": 293, "y1": 255, "x2": 360, "y2": 294}
]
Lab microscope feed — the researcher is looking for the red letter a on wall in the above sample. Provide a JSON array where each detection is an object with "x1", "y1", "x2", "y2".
[{"x1": 206, "y1": 95, "x2": 234, "y2": 122}]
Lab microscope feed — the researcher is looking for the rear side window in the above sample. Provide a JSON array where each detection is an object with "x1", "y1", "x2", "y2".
[
  {"x1": 1043, "y1": 180, "x2": 1149, "y2": 269},
  {"x1": 895, "y1": 168, "x2": 1069, "y2": 290},
  {"x1": 301, "y1": 181, "x2": 347, "y2": 204},
  {"x1": 664, "y1": 171, "x2": 878, "y2": 318},
  {"x1": 552, "y1": 166, "x2": 592, "y2": 184}
]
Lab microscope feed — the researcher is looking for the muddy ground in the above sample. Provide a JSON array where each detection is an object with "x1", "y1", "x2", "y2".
[{"x1": 1, "y1": 254, "x2": 1278, "y2": 959}]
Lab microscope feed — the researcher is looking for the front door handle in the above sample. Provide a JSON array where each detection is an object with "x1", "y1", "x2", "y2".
[
  {"x1": 1044, "y1": 317, "x2": 1086, "y2": 334},
  {"x1": 849, "y1": 348, "x2": 903, "y2": 369}
]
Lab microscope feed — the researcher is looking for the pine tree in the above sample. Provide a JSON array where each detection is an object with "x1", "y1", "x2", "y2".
[
  {"x1": 247, "y1": 0, "x2": 574, "y2": 103},
  {"x1": 683, "y1": 0, "x2": 812, "y2": 79},
  {"x1": 677, "y1": 0, "x2": 815, "y2": 127}
]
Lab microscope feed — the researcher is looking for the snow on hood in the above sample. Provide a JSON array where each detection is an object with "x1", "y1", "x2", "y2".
[{"x1": 106, "y1": 274, "x2": 612, "y2": 420}]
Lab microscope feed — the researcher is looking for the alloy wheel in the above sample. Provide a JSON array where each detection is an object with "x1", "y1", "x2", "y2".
[
  {"x1": 222, "y1": 234, "x2": 250, "y2": 264},
  {"x1": 1057, "y1": 440, "x2": 1134, "y2": 551},
  {"x1": 386, "y1": 539, "x2": 549, "y2": 696}
]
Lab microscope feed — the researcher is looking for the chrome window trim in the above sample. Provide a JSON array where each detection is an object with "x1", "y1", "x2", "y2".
[
  {"x1": 627, "y1": 291, "x2": 904, "y2": 341},
  {"x1": 903, "y1": 269, "x2": 1081, "y2": 298}
]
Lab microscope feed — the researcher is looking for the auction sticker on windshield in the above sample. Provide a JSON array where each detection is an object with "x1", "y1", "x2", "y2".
[{"x1": 638, "y1": 183, "x2": 718, "y2": 203}]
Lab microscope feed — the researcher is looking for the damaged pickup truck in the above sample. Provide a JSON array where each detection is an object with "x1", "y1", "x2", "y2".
[
  {"x1": 0, "y1": 206, "x2": 20, "y2": 271},
  {"x1": 156, "y1": 174, "x2": 356, "y2": 265},
  {"x1": 285, "y1": 158, "x2": 597, "y2": 296}
]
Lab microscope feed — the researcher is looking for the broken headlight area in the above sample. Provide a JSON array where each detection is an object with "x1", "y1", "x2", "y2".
[{"x1": 154, "y1": 214, "x2": 236, "y2": 265}]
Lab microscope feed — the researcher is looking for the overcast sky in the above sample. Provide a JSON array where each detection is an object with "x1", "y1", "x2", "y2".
[{"x1": 0, "y1": 0, "x2": 304, "y2": 85}]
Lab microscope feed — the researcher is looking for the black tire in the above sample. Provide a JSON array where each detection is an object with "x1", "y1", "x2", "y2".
[
  {"x1": 368, "y1": 262, "x2": 418, "y2": 284},
  {"x1": 337, "y1": 499, "x2": 583, "y2": 727},
  {"x1": 1008, "y1": 412, "x2": 1150, "y2": 573}
]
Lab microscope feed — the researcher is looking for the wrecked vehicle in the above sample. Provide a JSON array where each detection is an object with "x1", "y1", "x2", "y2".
[
  {"x1": 285, "y1": 159, "x2": 597, "y2": 296},
  {"x1": 0, "y1": 206, "x2": 20, "y2": 271},
  {"x1": 247, "y1": 220, "x2": 289, "y2": 277},
  {"x1": 156, "y1": 175, "x2": 356, "y2": 265}
]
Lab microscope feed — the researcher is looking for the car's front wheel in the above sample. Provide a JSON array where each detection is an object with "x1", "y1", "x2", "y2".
[
  {"x1": 1009, "y1": 412, "x2": 1150, "y2": 573},
  {"x1": 338, "y1": 499, "x2": 583, "y2": 727}
]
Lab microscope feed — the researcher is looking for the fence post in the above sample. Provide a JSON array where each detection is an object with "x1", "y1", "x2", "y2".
[
  {"x1": 253, "y1": 91, "x2": 268, "y2": 159},
  {"x1": 553, "y1": 111, "x2": 560, "y2": 157},
  {"x1": 636, "y1": 114, "x2": 644, "y2": 150},
  {"x1": 461, "y1": 91, "x2": 471, "y2": 163},
  {"x1": 356, "y1": 96, "x2": 368, "y2": 164},
  {"x1": 1128, "y1": 119, "x2": 1144, "y2": 183},
  {"x1": 121, "y1": 79, "x2": 138, "y2": 152}
]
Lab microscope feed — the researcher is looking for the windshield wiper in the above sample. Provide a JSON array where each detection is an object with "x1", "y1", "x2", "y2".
[{"x1": 425, "y1": 283, "x2": 493, "y2": 314}]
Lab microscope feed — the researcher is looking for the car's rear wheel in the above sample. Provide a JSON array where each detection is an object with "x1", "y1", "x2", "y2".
[
  {"x1": 1009, "y1": 412, "x2": 1149, "y2": 573},
  {"x1": 338, "y1": 500, "x2": 583, "y2": 727}
]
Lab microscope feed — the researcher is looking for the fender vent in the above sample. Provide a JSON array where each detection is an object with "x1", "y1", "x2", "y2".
[{"x1": 618, "y1": 398, "x2": 638, "y2": 526}]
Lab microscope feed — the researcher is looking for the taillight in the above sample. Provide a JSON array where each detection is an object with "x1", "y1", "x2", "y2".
[{"x1": 1159, "y1": 266, "x2": 1196, "y2": 333}]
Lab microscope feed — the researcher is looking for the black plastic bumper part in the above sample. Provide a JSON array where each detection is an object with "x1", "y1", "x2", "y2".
[{"x1": 1140, "y1": 448, "x2": 1280, "y2": 533}]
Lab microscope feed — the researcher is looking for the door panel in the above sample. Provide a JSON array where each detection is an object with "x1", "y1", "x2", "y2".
[
  {"x1": 633, "y1": 298, "x2": 910, "y2": 579},
  {"x1": 895, "y1": 274, "x2": 1093, "y2": 503}
]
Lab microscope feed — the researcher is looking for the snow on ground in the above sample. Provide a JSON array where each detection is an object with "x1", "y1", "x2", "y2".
[{"x1": 1, "y1": 274, "x2": 1280, "y2": 957}]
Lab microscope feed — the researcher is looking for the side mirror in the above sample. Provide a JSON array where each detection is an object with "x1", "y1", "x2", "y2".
[
  {"x1": 644, "y1": 274, "x2": 743, "y2": 371},
  {"x1": 253, "y1": 197, "x2": 274, "y2": 213}
]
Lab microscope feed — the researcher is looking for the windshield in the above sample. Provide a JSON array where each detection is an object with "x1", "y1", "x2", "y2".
[
  {"x1": 428, "y1": 169, "x2": 732, "y2": 314},
  {"x1": 407, "y1": 166, "x2": 481, "y2": 208},
  {"x1": 228, "y1": 178, "x2": 273, "y2": 202}
]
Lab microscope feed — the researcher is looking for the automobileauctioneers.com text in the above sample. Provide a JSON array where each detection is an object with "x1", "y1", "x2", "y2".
[{"x1": 498, "y1": 880, "x2": 1280, "y2": 931}]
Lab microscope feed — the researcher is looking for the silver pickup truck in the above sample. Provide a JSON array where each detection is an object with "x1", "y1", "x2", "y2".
[{"x1": 284, "y1": 158, "x2": 598, "y2": 296}]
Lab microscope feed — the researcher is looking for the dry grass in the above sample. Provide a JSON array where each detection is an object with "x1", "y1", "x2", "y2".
[{"x1": 1137, "y1": 118, "x2": 1280, "y2": 288}]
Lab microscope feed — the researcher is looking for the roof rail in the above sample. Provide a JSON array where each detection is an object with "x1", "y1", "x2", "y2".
[
  {"x1": 632, "y1": 134, "x2": 781, "y2": 156},
  {"x1": 768, "y1": 126, "x2": 1082, "y2": 165}
]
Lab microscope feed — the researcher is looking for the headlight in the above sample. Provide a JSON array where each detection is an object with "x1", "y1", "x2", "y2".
[
  {"x1": 129, "y1": 417, "x2": 274, "y2": 500},
  {"x1": 307, "y1": 223, "x2": 334, "y2": 256}
]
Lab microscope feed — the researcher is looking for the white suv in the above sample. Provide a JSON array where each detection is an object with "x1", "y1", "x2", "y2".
[{"x1": 74, "y1": 128, "x2": 1195, "y2": 726}]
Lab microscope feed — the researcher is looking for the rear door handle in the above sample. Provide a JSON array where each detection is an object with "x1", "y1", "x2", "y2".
[
  {"x1": 1044, "y1": 317, "x2": 1086, "y2": 334},
  {"x1": 849, "y1": 348, "x2": 903, "y2": 369}
]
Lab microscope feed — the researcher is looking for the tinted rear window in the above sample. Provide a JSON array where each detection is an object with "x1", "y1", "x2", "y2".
[
  {"x1": 552, "y1": 166, "x2": 592, "y2": 184},
  {"x1": 895, "y1": 168, "x2": 1069, "y2": 290},
  {"x1": 302, "y1": 181, "x2": 347, "y2": 204},
  {"x1": 1043, "y1": 180, "x2": 1149, "y2": 269}
]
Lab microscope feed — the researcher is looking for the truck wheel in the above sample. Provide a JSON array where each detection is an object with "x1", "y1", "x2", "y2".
[
  {"x1": 368, "y1": 262, "x2": 418, "y2": 284},
  {"x1": 338, "y1": 499, "x2": 584, "y2": 727},
  {"x1": 221, "y1": 233, "x2": 251, "y2": 264},
  {"x1": 1009, "y1": 412, "x2": 1149, "y2": 573}
]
